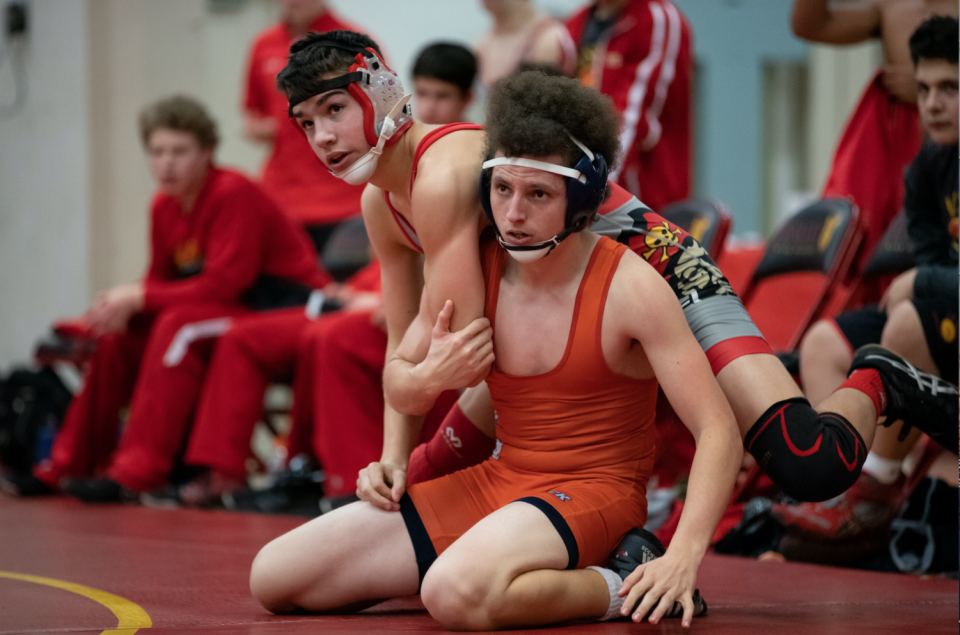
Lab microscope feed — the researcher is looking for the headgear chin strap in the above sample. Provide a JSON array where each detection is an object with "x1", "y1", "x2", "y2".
[
  {"x1": 334, "y1": 93, "x2": 411, "y2": 185},
  {"x1": 479, "y1": 134, "x2": 608, "y2": 262}
]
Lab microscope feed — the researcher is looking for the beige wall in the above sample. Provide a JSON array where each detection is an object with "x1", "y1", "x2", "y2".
[
  {"x1": 805, "y1": 40, "x2": 884, "y2": 193},
  {"x1": 88, "y1": 0, "x2": 276, "y2": 293}
]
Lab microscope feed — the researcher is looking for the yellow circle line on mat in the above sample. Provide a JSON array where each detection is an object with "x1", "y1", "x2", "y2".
[{"x1": 0, "y1": 570, "x2": 152, "y2": 634}]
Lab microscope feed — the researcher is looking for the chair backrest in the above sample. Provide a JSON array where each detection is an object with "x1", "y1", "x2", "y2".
[
  {"x1": 832, "y1": 209, "x2": 916, "y2": 312},
  {"x1": 740, "y1": 198, "x2": 865, "y2": 351},
  {"x1": 659, "y1": 198, "x2": 732, "y2": 260},
  {"x1": 321, "y1": 215, "x2": 371, "y2": 283},
  {"x1": 860, "y1": 210, "x2": 915, "y2": 278}
]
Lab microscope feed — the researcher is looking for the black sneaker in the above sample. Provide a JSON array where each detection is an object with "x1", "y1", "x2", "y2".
[
  {"x1": 60, "y1": 477, "x2": 138, "y2": 503},
  {"x1": 608, "y1": 527, "x2": 707, "y2": 619},
  {"x1": 849, "y1": 344, "x2": 959, "y2": 449},
  {"x1": 0, "y1": 471, "x2": 54, "y2": 497},
  {"x1": 222, "y1": 460, "x2": 323, "y2": 517}
]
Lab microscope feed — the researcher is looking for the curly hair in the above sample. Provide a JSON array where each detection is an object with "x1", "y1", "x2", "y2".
[
  {"x1": 909, "y1": 16, "x2": 959, "y2": 66},
  {"x1": 139, "y1": 95, "x2": 218, "y2": 149},
  {"x1": 484, "y1": 70, "x2": 621, "y2": 171},
  {"x1": 277, "y1": 30, "x2": 383, "y2": 105}
]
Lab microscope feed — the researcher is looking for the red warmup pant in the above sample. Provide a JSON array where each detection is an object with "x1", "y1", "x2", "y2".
[
  {"x1": 35, "y1": 304, "x2": 247, "y2": 491},
  {"x1": 291, "y1": 311, "x2": 458, "y2": 497},
  {"x1": 185, "y1": 307, "x2": 310, "y2": 481},
  {"x1": 187, "y1": 308, "x2": 456, "y2": 497},
  {"x1": 822, "y1": 72, "x2": 921, "y2": 268}
]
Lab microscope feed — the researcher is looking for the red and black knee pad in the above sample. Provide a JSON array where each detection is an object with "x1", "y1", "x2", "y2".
[{"x1": 744, "y1": 397, "x2": 866, "y2": 502}]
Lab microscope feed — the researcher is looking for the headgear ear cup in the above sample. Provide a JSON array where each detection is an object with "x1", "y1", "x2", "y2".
[
  {"x1": 285, "y1": 41, "x2": 412, "y2": 147},
  {"x1": 285, "y1": 40, "x2": 413, "y2": 185},
  {"x1": 565, "y1": 151, "x2": 608, "y2": 229}
]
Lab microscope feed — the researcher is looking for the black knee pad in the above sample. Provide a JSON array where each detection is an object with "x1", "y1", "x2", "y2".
[{"x1": 744, "y1": 397, "x2": 866, "y2": 502}]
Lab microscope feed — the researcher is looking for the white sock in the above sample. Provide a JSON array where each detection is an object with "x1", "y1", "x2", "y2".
[
  {"x1": 587, "y1": 565, "x2": 625, "y2": 621},
  {"x1": 862, "y1": 452, "x2": 902, "y2": 485}
]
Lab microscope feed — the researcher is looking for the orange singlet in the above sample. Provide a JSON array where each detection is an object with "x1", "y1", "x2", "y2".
[{"x1": 403, "y1": 236, "x2": 658, "y2": 580}]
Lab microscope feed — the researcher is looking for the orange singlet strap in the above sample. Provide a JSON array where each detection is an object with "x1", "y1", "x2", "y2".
[{"x1": 483, "y1": 236, "x2": 629, "y2": 381}]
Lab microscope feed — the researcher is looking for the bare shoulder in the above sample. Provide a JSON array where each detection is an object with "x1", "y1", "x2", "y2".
[
  {"x1": 361, "y1": 183, "x2": 389, "y2": 221},
  {"x1": 606, "y1": 247, "x2": 679, "y2": 326},
  {"x1": 529, "y1": 20, "x2": 569, "y2": 64},
  {"x1": 410, "y1": 128, "x2": 486, "y2": 229},
  {"x1": 414, "y1": 127, "x2": 486, "y2": 182}
]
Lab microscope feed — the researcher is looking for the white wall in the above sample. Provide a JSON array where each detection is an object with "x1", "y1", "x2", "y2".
[{"x1": 0, "y1": 0, "x2": 91, "y2": 371}]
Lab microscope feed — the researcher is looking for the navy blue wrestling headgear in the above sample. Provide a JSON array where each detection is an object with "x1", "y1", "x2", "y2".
[{"x1": 479, "y1": 133, "x2": 608, "y2": 262}]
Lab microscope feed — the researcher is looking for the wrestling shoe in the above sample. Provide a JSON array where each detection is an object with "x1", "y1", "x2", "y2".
[
  {"x1": 60, "y1": 477, "x2": 138, "y2": 503},
  {"x1": 849, "y1": 345, "x2": 959, "y2": 448},
  {"x1": 0, "y1": 471, "x2": 54, "y2": 497},
  {"x1": 608, "y1": 527, "x2": 707, "y2": 618},
  {"x1": 772, "y1": 472, "x2": 905, "y2": 541},
  {"x1": 178, "y1": 469, "x2": 246, "y2": 508},
  {"x1": 222, "y1": 457, "x2": 323, "y2": 516}
]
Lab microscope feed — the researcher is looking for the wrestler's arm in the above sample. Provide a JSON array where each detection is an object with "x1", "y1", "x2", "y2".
[
  {"x1": 383, "y1": 134, "x2": 491, "y2": 413},
  {"x1": 414, "y1": 135, "x2": 487, "y2": 331},
  {"x1": 387, "y1": 296, "x2": 494, "y2": 415},
  {"x1": 357, "y1": 184, "x2": 427, "y2": 511},
  {"x1": 608, "y1": 253, "x2": 741, "y2": 627},
  {"x1": 791, "y1": 0, "x2": 882, "y2": 44}
]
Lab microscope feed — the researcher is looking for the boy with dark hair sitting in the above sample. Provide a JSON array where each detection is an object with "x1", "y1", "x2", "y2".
[{"x1": 412, "y1": 42, "x2": 476, "y2": 125}]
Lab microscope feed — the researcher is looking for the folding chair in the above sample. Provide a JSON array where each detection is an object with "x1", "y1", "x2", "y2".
[
  {"x1": 321, "y1": 215, "x2": 371, "y2": 283},
  {"x1": 660, "y1": 198, "x2": 733, "y2": 260},
  {"x1": 739, "y1": 198, "x2": 866, "y2": 352},
  {"x1": 836, "y1": 209, "x2": 915, "y2": 312}
]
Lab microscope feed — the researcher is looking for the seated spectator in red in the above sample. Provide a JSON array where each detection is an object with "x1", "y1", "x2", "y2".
[
  {"x1": 177, "y1": 41, "x2": 479, "y2": 510},
  {"x1": 566, "y1": 0, "x2": 692, "y2": 212},
  {"x1": 1, "y1": 95, "x2": 329, "y2": 502},
  {"x1": 243, "y1": 0, "x2": 366, "y2": 249}
]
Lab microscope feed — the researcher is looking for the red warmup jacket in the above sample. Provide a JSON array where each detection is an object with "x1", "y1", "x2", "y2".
[
  {"x1": 567, "y1": 0, "x2": 692, "y2": 212},
  {"x1": 142, "y1": 166, "x2": 330, "y2": 312},
  {"x1": 244, "y1": 9, "x2": 365, "y2": 224}
]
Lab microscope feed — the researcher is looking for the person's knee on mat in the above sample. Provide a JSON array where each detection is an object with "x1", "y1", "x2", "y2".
[{"x1": 421, "y1": 558, "x2": 498, "y2": 631}]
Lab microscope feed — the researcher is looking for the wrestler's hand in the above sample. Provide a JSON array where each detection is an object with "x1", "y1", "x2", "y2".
[
  {"x1": 85, "y1": 283, "x2": 144, "y2": 336},
  {"x1": 418, "y1": 300, "x2": 495, "y2": 391},
  {"x1": 618, "y1": 548, "x2": 699, "y2": 628},
  {"x1": 356, "y1": 461, "x2": 406, "y2": 513}
]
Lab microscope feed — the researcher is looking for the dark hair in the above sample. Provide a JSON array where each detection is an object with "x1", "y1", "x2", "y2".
[
  {"x1": 909, "y1": 16, "x2": 959, "y2": 66},
  {"x1": 139, "y1": 95, "x2": 218, "y2": 149},
  {"x1": 485, "y1": 70, "x2": 621, "y2": 172},
  {"x1": 412, "y1": 42, "x2": 477, "y2": 95},
  {"x1": 276, "y1": 30, "x2": 384, "y2": 102}
]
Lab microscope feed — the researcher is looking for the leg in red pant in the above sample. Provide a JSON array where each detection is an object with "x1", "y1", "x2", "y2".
[
  {"x1": 306, "y1": 311, "x2": 457, "y2": 499},
  {"x1": 184, "y1": 307, "x2": 311, "y2": 483},
  {"x1": 33, "y1": 315, "x2": 153, "y2": 489},
  {"x1": 307, "y1": 310, "x2": 388, "y2": 497},
  {"x1": 97, "y1": 304, "x2": 248, "y2": 492}
]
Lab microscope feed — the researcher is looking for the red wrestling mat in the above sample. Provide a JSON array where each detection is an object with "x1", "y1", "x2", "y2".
[{"x1": 1, "y1": 495, "x2": 955, "y2": 634}]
